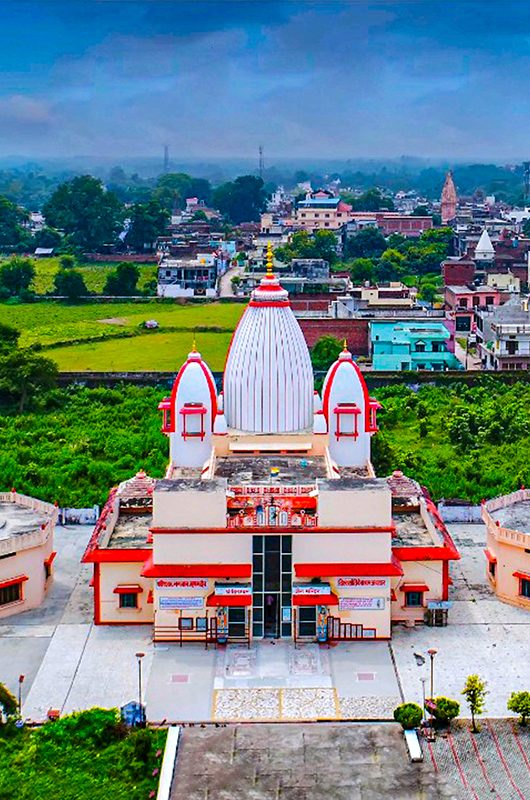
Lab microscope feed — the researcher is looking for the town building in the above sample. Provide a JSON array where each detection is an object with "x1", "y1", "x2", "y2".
[
  {"x1": 157, "y1": 255, "x2": 219, "y2": 298},
  {"x1": 83, "y1": 247, "x2": 459, "y2": 643},
  {"x1": 483, "y1": 490, "x2": 530, "y2": 610},
  {"x1": 295, "y1": 192, "x2": 353, "y2": 231},
  {"x1": 444, "y1": 285, "x2": 509, "y2": 333},
  {"x1": 441, "y1": 171, "x2": 457, "y2": 224},
  {"x1": 0, "y1": 492, "x2": 58, "y2": 619},
  {"x1": 370, "y1": 320, "x2": 459, "y2": 371},
  {"x1": 476, "y1": 297, "x2": 530, "y2": 370},
  {"x1": 240, "y1": 258, "x2": 349, "y2": 297}
]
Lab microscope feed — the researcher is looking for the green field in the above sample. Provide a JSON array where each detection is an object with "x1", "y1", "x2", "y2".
[
  {"x1": 28, "y1": 257, "x2": 157, "y2": 294},
  {"x1": 1, "y1": 300, "x2": 244, "y2": 370},
  {"x1": 49, "y1": 330, "x2": 234, "y2": 371}
]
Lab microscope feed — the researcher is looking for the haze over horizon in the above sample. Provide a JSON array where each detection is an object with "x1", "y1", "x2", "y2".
[{"x1": 1, "y1": 1, "x2": 529, "y2": 162}]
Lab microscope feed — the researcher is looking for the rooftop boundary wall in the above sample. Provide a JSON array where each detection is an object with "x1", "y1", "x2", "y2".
[{"x1": 56, "y1": 370, "x2": 530, "y2": 390}]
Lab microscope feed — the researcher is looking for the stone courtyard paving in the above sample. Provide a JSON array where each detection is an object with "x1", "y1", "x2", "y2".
[
  {"x1": 391, "y1": 523, "x2": 530, "y2": 718},
  {"x1": 170, "y1": 723, "x2": 459, "y2": 800}
]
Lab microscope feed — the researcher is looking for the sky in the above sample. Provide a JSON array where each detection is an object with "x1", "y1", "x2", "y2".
[{"x1": 1, "y1": 0, "x2": 529, "y2": 161}]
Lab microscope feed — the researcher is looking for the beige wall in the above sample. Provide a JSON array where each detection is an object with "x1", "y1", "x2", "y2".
[
  {"x1": 293, "y1": 531, "x2": 391, "y2": 564},
  {"x1": 329, "y1": 576, "x2": 391, "y2": 637},
  {"x1": 317, "y1": 484, "x2": 392, "y2": 528},
  {"x1": 486, "y1": 526, "x2": 530, "y2": 609},
  {"x1": 153, "y1": 532, "x2": 252, "y2": 565},
  {"x1": 98, "y1": 562, "x2": 154, "y2": 624},
  {"x1": 0, "y1": 538, "x2": 54, "y2": 620},
  {"x1": 153, "y1": 483, "x2": 227, "y2": 529},
  {"x1": 391, "y1": 560, "x2": 443, "y2": 623}
]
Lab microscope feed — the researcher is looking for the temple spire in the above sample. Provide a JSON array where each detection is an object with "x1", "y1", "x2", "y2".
[{"x1": 266, "y1": 241, "x2": 274, "y2": 275}]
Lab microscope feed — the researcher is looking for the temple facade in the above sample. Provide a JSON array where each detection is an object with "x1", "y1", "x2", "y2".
[{"x1": 83, "y1": 247, "x2": 459, "y2": 643}]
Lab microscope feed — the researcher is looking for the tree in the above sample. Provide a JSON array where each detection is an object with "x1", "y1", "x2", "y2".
[
  {"x1": 43, "y1": 176, "x2": 124, "y2": 251},
  {"x1": 125, "y1": 199, "x2": 169, "y2": 251},
  {"x1": 345, "y1": 227, "x2": 387, "y2": 259},
  {"x1": 276, "y1": 229, "x2": 338, "y2": 265},
  {"x1": 0, "y1": 256, "x2": 35, "y2": 296},
  {"x1": 508, "y1": 691, "x2": 530, "y2": 726},
  {"x1": 53, "y1": 268, "x2": 88, "y2": 302},
  {"x1": 348, "y1": 188, "x2": 394, "y2": 212},
  {"x1": 103, "y1": 262, "x2": 140, "y2": 296},
  {"x1": 431, "y1": 696, "x2": 460, "y2": 726},
  {"x1": 0, "y1": 195, "x2": 30, "y2": 247},
  {"x1": 59, "y1": 254, "x2": 76, "y2": 270},
  {"x1": 462, "y1": 674, "x2": 487, "y2": 732},
  {"x1": 412, "y1": 205, "x2": 431, "y2": 216},
  {"x1": 153, "y1": 173, "x2": 211, "y2": 211},
  {"x1": 213, "y1": 175, "x2": 266, "y2": 224},
  {"x1": 418, "y1": 283, "x2": 438, "y2": 304},
  {"x1": 0, "y1": 348, "x2": 58, "y2": 412},
  {"x1": 0, "y1": 682, "x2": 18, "y2": 720},
  {"x1": 347, "y1": 257, "x2": 376, "y2": 284},
  {"x1": 34, "y1": 226, "x2": 62, "y2": 249},
  {"x1": 311, "y1": 336, "x2": 343, "y2": 371},
  {"x1": 393, "y1": 702, "x2": 423, "y2": 730},
  {"x1": 0, "y1": 323, "x2": 20, "y2": 351}
]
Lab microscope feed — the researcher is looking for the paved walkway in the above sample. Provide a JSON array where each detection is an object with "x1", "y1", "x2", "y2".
[
  {"x1": 4, "y1": 521, "x2": 529, "y2": 724},
  {"x1": 391, "y1": 523, "x2": 530, "y2": 718}
]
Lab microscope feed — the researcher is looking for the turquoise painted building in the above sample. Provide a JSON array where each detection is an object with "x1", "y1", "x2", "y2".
[{"x1": 370, "y1": 320, "x2": 461, "y2": 371}]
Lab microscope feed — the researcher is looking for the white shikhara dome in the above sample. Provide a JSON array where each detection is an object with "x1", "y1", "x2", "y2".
[{"x1": 223, "y1": 267, "x2": 314, "y2": 434}]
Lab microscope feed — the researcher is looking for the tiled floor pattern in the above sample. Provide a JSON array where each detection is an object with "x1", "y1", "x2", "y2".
[
  {"x1": 213, "y1": 687, "x2": 400, "y2": 721},
  {"x1": 426, "y1": 720, "x2": 530, "y2": 799}
]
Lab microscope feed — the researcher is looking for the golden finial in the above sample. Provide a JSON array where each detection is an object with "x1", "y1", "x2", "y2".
[
  {"x1": 343, "y1": 338, "x2": 348, "y2": 352},
  {"x1": 192, "y1": 334, "x2": 197, "y2": 352},
  {"x1": 266, "y1": 241, "x2": 274, "y2": 275}
]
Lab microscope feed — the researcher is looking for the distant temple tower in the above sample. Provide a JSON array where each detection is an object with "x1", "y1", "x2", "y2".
[{"x1": 441, "y1": 171, "x2": 457, "y2": 224}]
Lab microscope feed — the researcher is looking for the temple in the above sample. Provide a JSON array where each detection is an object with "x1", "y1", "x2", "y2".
[
  {"x1": 83, "y1": 246, "x2": 459, "y2": 643},
  {"x1": 441, "y1": 170, "x2": 457, "y2": 224}
]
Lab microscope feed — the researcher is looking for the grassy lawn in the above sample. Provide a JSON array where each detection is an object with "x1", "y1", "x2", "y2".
[
  {"x1": 46, "y1": 329, "x2": 234, "y2": 371},
  {"x1": 1, "y1": 301, "x2": 244, "y2": 369},
  {"x1": 0, "y1": 709, "x2": 166, "y2": 800},
  {"x1": 28, "y1": 257, "x2": 157, "y2": 294}
]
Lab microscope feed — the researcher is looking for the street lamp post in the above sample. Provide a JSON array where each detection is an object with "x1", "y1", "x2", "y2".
[
  {"x1": 427, "y1": 648, "x2": 437, "y2": 701},
  {"x1": 18, "y1": 675, "x2": 25, "y2": 716},
  {"x1": 135, "y1": 652, "x2": 145, "y2": 725},
  {"x1": 420, "y1": 677, "x2": 427, "y2": 724}
]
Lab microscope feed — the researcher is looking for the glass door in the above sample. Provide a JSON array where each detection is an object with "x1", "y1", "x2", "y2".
[{"x1": 252, "y1": 534, "x2": 292, "y2": 638}]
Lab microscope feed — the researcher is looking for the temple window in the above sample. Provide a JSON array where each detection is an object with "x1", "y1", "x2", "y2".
[
  {"x1": 333, "y1": 403, "x2": 361, "y2": 440},
  {"x1": 158, "y1": 397, "x2": 172, "y2": 433},
  {"x1": 367, "y1": 398, "x2": 382, "y2": 433},
  {"x1": 180, "y1": 403, "x2": 207, "y2": 440},
  {"x1": 520, "y1": 578, "x2": 530, "y2": 599}
]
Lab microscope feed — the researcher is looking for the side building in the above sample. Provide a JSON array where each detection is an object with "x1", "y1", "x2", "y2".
[
  {"x1": 0, "y1": 492, "x2": 58, "y2": 619},
  {"x1": 483, "y1": 490, "x2": 530, "y2": 609},
  {"x1": 83, "y1": 248, "x2": 459, "y2": 643}
]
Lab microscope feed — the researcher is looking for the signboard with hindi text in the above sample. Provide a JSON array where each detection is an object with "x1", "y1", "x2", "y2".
[
  {"x1": 338, "y1": 597, "x2": 385, "y2": 611},
  {"x1": 159, "y1": 596, "x2": 204, "y2": 610}
]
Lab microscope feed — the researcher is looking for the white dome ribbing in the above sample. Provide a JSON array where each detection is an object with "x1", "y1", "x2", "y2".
[{"x1": 223, "y1": 269, "x2": 314, "y2": 434}]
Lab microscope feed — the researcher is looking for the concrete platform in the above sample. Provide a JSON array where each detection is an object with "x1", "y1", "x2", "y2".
[{"x1": 169, "y1": 723, "x2": 459, "y2": 800}]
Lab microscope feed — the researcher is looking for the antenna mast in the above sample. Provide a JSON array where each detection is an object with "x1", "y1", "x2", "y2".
[
  {"x1": 164, "y1": 145, "x2": 169, "y2": 174},
  {"x1": 258, "y1": 145, "x2": 264, "y2": 180}
]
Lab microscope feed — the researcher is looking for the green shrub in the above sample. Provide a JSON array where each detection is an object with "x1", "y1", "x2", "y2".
[
  {"x1": 0, "y1": 682, "x2": 18, "y2": 718},
  {"x1": 36, "y1": 707, "x2": 126, "y2": 748},
  {"x1": 393, "y1": 702, "x2": 423, "y2": 730},
  {"x1": 508, "y1": 691, "x2": 530, "y2": 726},
  {"x1": 431, "y1": 696, "x2": 460, "y2": 725}
]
